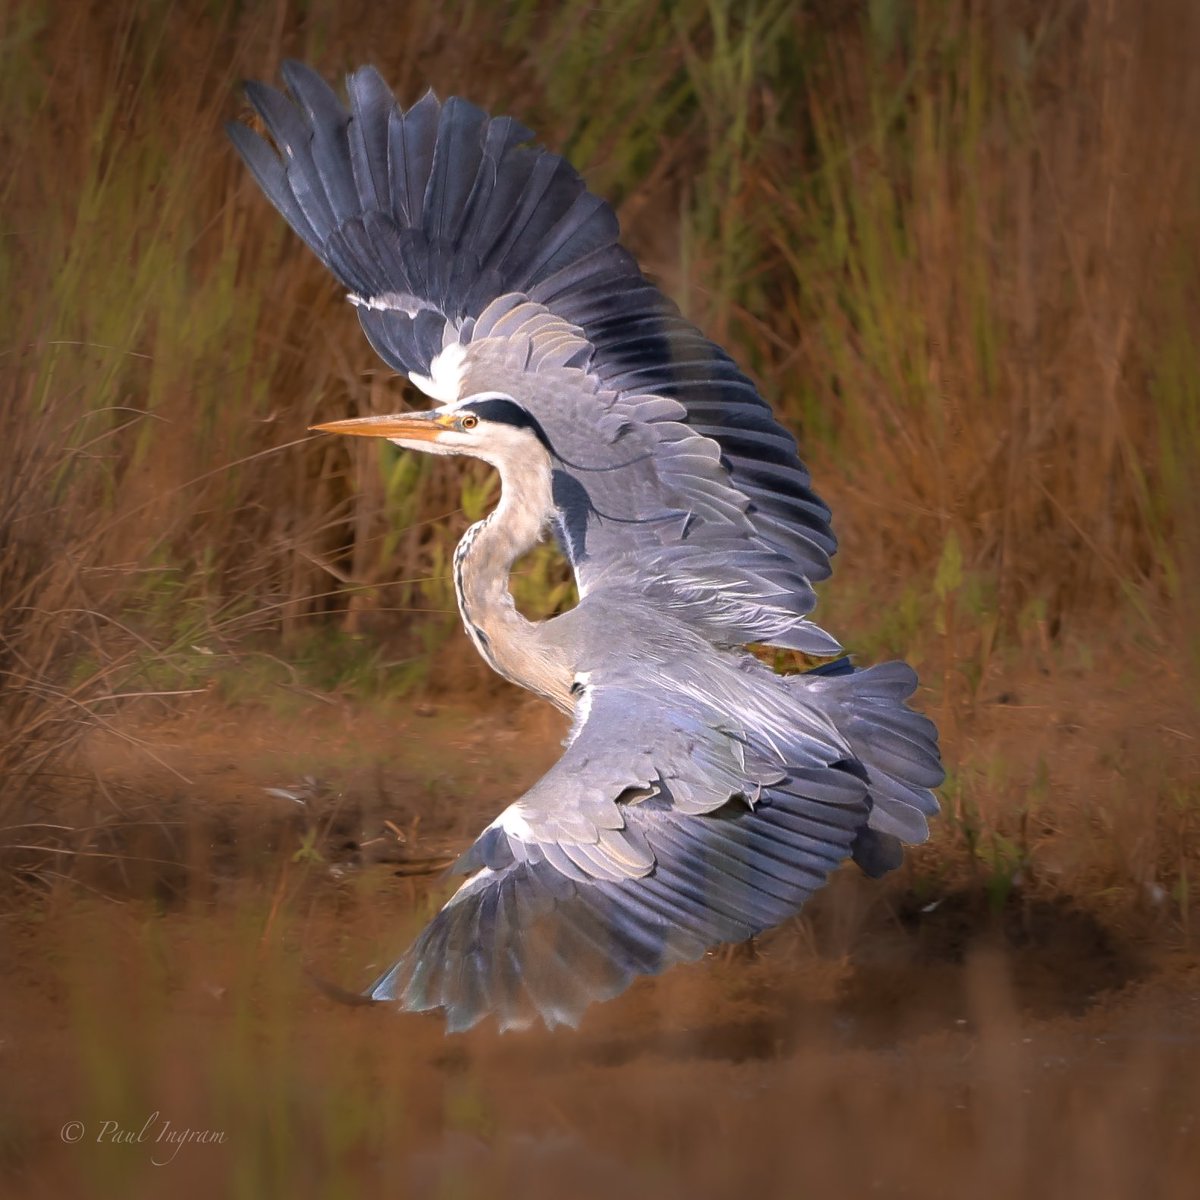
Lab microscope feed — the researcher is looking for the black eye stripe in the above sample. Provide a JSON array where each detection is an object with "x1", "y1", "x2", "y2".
[
  {"x1": 459, "y1": 398, "x2": 553, "y2": 452},
  {"x1": 455, "y1": 398, "x2": 651, "y2": 474}
]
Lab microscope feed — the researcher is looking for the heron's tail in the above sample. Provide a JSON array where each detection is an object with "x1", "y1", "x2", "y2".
[{"x1": 794, "y1": 659, "x2": 944, "y2": 877}]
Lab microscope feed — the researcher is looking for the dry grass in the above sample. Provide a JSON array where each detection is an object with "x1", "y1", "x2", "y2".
[
  {"x1": 794, "y1": 2, "x2": 1193, "y2": 595},
  {"x1": 1, "y1": 2, "x2": 1199, "y2": 1192}
]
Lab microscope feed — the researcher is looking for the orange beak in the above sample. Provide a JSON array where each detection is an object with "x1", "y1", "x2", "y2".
[{"x1": 308, "y1": 412, "x2": 451, "y2": 441}]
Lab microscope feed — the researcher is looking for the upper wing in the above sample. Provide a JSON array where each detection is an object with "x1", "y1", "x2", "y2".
[
  {"x1": 229, "y1": 64, "x2": 838, "y2": 648},
  {"x1": 366, "y1": 680, "x2": 873, "y2": 1032}
]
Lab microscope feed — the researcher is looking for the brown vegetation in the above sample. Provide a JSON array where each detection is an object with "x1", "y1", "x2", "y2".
[{"x1": 1, "y1": 0, "x2": 1199, "y2": 1196}]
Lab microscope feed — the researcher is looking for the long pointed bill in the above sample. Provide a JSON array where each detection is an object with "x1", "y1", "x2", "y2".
[{"x1": 309, "y1": 412, "x2": 452, "y2": 442}]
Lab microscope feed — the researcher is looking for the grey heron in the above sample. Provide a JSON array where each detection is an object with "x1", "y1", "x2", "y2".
[{"x1": 229, "y1": 62, "x2": 943, "y2": 1032}]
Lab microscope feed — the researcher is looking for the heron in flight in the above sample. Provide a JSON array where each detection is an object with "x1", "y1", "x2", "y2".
[{"x1": 229, "y1": 63, "x2": 942, "y2": 1032}]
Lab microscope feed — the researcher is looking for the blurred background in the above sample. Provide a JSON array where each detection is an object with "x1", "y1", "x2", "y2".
[{"x1": 2, "y1": 1, "x2": 1199, "y2": 1197}]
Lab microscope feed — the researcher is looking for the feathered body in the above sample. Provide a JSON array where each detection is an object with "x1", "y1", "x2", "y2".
[{"x1": 230, "y1": 63, "x2": 943, "y2": 1032}]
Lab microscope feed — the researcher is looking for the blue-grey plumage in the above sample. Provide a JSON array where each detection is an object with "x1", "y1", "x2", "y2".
[{"x1": 229, "y1": 63, "x2": 944, "y2": 1032}]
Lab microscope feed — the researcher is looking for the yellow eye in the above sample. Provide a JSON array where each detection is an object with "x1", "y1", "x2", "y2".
[{"x1": 460, "y1": 414, "x2": 479, "y2": 430}]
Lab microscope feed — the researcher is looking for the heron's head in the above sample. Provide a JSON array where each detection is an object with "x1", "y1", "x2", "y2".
[{"x1": 311, "y1": 395, "x2": 552, "y2": 471}]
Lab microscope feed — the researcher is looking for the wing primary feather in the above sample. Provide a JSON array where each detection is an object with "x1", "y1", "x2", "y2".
[{"x1": 345, "y1": 65, "x2": 395, "y2": 210}]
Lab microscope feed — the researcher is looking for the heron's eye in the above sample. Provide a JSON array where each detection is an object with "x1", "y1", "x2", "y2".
[{"x1": 460, "y1": 414, "x2": 479, "y2": 431}]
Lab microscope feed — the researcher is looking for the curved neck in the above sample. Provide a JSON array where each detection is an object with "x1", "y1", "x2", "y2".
[{"x1": 452, "y1": 453, "x2": 571, "y2": 708}]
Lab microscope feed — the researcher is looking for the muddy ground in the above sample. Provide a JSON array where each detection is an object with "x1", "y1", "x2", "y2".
[{"x1": 2, "y1": 676, "x2": 1198, "y2": 1199}]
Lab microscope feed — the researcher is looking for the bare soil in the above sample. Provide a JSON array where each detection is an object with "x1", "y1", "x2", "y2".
[{"x1": 2, "y1": 670, "x2": 1198, "y2": 1200}]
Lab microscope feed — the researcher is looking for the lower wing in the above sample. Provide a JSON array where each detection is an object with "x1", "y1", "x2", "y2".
[
  {"x1": 366, "y1": 680, "x2": 877, "y2": 1031},
  {"x1": 369, "y1": 767, "x2": 871, "y2": 1032}
]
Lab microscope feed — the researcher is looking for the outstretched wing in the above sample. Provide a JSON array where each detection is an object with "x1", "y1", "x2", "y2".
[
  {"x1": 366, "y1": 680, "x2": 873, "y2": 1032},
  {"x1": 229, "y1": 64, "x2": 838, "y2": 650}
]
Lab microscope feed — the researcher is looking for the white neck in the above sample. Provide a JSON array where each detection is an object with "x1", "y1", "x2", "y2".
[{"x1": 452, "y1": 442, "x2": 572, "y2": 708}]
